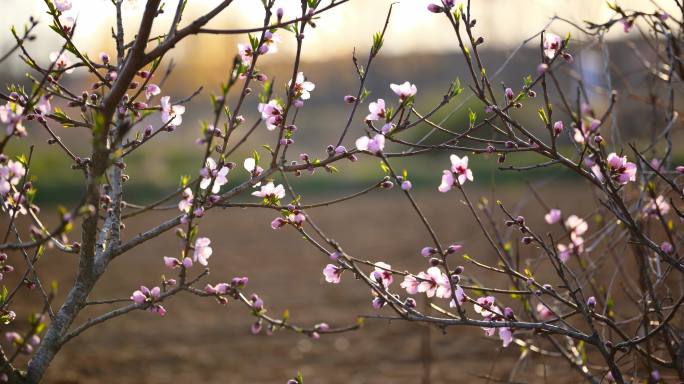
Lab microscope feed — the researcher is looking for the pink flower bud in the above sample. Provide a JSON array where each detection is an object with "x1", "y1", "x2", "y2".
[
  {"x1": 344, "y1": 95, "x2": 357, "y2": 104},
  {"x1": 553, "y1": 121, "x2": 564, "y2": 136},
  {"x1": 421, "y1": 247, "x2": 436, "y2": 257},
  {"x1": 427, "y1": 4, "x2": 444, "y2": 13}
]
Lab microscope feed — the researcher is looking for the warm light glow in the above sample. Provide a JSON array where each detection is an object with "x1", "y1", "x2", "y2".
[{"x1": 0, "y1": 0, "x2": 678, "y2": 65}]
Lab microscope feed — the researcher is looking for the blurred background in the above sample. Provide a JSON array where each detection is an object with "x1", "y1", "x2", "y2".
[{"x1": 1, "y1": 0, "x2": 683, "y2": 382}]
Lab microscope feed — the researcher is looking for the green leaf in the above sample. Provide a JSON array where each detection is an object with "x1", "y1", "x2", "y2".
[
  {"x1": 380, "y1": 162, "x2": 390, "y2": 174},
  {"x1": 537, "y1": 108, "x2": 549, "y2": 125},
  {"x1": 371, "y1": 32, "x2": 384, "y2": 55},
  {"x1": 451, "y1": 78, "x2": 463, "y2": 97},
  {"x1": 468, "y1": 109, "x2": 476, "y2": 124}
]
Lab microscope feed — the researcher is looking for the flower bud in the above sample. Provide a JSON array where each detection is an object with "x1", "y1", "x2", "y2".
[
  {"x1": 446, "y1": 244, "x2": 462, "y2": 254},
  {"x1": 586, "y1": 296, "x2": 596, "y2": 309},
  {"x1": 344, "y1": 95, "x2": 356, "y2": 104},
  {"x1": 427, "y1": 4, "x2": 444, "y2": 13},
  {"x1": 421, "y1": 247, "x2": 436, "y2": 257}
]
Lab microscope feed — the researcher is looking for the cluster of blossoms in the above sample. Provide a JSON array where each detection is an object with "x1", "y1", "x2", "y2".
[
  {"x1": 238, "y1": 31, "x2": 280, "y2": 65},
  {"x1": 355, "y1": 81, "x2": 418, "y2": 154},
  {"x1": 400, "y1": 267, "x2": 454, "y2": 299},
  {"x1": 472, "y1": 296, "x2": 514, "y2": 347},
  {"x1": 0, "y1": 100, "x2": 27, "y2": 137},
  {"x1": 130, "y1": 286, "x2": 167, "y2": 316},
  {"x1": 0, "y1": 159, "x2": 25, "y2": 197},
  {"x1": 271, "y1": 209, "x2": 306, "y2": 230},
  {"x1": 0, "y1": 253, "x2": 14, "y2": 282},
  {"x1": 5, "y1": 332, "x2": 41, "y2": 355},
  {"x1": 591, "y1": 153, "x2": 637, "y2": 185},
  {"x1": 557, "y1": 215, "x2": 588, "y2": 263},
  {"x1": 199, "y1": 157, "x2": 230, "y2": 194},
  {"x1": 204, "y1": 276, "x2": 248, "y2": 305},
  {"x1": 644, "y1": 195, "x2": 671, "y2": 217},
  {"x1": 258, "y1": 100, "x2": 284, "y2": 131}
]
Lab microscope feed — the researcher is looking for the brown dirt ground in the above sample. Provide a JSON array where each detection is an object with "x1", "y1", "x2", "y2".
[{"x1": 2, "y1": 186, "x2": 626, "y2": 383}]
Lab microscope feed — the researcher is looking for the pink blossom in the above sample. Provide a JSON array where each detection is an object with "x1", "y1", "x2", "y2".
[
  {"x1": 644, "y1": 195, "x2": 670, "y2": 216},
  {"x1": 400, "y1": 274, "x2": 420, "y2": 294},
  {"x1": 160, "y1": 96, "x2": 185, "y2": 126},
  {"x1": 474, "y1": 296, "x2": 501, "y2": 318},
  {"x1": 323, "y1": 264, "x2": 342, "y2": 284},
  {"x1": 565, "y1": 215, "x2": 588, "y2": 236},
  {"x1": 355, "y1": 134, "x2": 385, "y2": 154},
  {"x1": 252, "y1": 182, "x2": 286, "y2": 200},
  {"x1": 193, "y1": 237, "x2": 213, "y2": 266},
  {"x1": 448, "y1": 285, "x2": 467, "y2": 307},
  {"x1": 372, "y1": 262, "x2": 393, "y2": 288},
  {"x1": 263, "y1": 31, "x2": 281, "y2": 54},
  {"x1": 418, "y1": 267, "x2": 451, "y2": 298},
  {"x1": 536, "y1": 303, "x2": 555, "y2": 320},
  {"x1": 49, "y1": 52, "x2": 73, "y2": 74},
  {"x1": 544, "y1": 209, "x2": 561, "y2": 224},
  {"x1": 365, "y1": 99, "x2": 386, "y2": 121},
  {"x1": 237, "y1": 43, "x2": 253, "y2": 64},
  {"x1": 145, "y1": 84, "x2": 161, "y2": 100},
  {"x1": 606, "y1": 153, "x2": 637, "y2": 185},
  {"x1": 450, "y1": 155, "x2": 474, "y2": 185},
  {"x1": 543, "y1": 33, "x2": 562, "y2": 59},
  {"x1": 498, "y1": 327, "x2": 513, "y2": 347},
  {"x1": 621, "y1": 18, "x2": 634, "y2": 33},
  {"x1": 178, "y1": 187, "x2": 193, "y2": 213},
  {"x1": 437, "y1": 170, "x2": 455, "y2": 193},
  {"x1": 243, "y1": 157, "x2": 263, "y2": 177},
  {"x1": 54, "y1": 0, "x2": 72, "y2": 12},
  {"x1": 557, "y1": 240, "x2": 583, "y2": 263},
  {"x1": 390, "y1": 81, "x2": 417, "y2": 100},
  {"x1": 130, "y1": 286, "x2": 152, "y2": 304},
  {"x1": 288, "y1": 72, "x2": 315, "y2": 103},
  {"x1": 199, "y1": 158, "x2": 230, "y2": 193},
  {"x1": 257, "y1": 100, "x2": 283, "y2": 131},
  {"x1": 163, "y1": 256, "x2": 181, "y2": 269}
]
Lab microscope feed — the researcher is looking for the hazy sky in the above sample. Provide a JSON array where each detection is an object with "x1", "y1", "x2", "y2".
[{"x1": 0, "y1": 0, "x2": 678, "y2": 65}]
